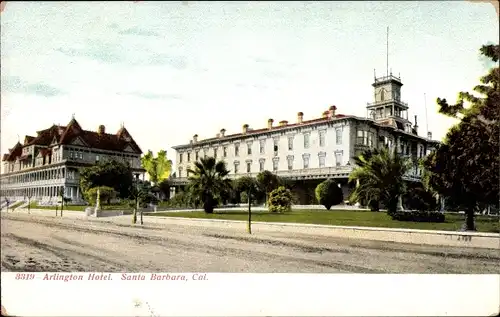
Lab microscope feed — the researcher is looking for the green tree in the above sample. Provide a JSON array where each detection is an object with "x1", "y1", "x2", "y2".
[
  {"x1": 157, "y1": 179, "x2": 171, "y2": 201},
  {"x1": 349, "y1": 147, "x2": 411, "y2": 214},
  {"x1": 85, "y1": 186, "x2": 117, "y2": 205},
  {"x1": 80, "y1": 160, "x2": 133, "y2": 200},
  {"x1": 268, "y1": 186, "x2": 293, "y2": 213},
  {"x1": 315, "y1": 179, "x2": 344, "y2": 210},
  {"x1": 187, "y1": 157, "x2": 232, "y2": 213},
  {"x1": 234, "y1": 176, "x2": 262, "y2": 202},
  {"x1": 141, "y1": 150, "x2": 172, "y2": 185},
  {"x1": 234, "y1": 176, "x2": 261, "y2": 234},
  {"x1": 79, "y1": 160, "x2": 133, "y2": 211},
  {"x1": 256, "y1": 170, "x2": 281, "y2": 205},
  {"x1": 423, "y1": 44, "x2": 499, "y2": 231}
]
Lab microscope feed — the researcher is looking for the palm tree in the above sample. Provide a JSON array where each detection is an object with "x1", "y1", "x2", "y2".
[
  {"x1": 187, "y1": 157, "x2": 232, "y2": 213},
  {"x1": 349, "y1": 147, "x2": 411, "y2": 214}
]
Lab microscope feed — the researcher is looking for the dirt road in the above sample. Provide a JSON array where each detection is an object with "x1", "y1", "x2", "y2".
[{"x1": 1, "y1": 213, "x2": 499, "y2": 273}]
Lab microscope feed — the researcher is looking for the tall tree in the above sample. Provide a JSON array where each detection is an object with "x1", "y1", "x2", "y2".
[
  {"x1": 423, "y1": 44, "x2": 500, "y2": 231},
  {"x1": 187, "y1": 157, "x2": 232, "y2": 213},
  {"x1": 349, "y1": 147, "x2": 411, "y2": 214},
  {"x1": 79, "y1": 160, "x2": 134, "y2": 208},
  {"x1": 141, "y1": 150, "x2": 172, "y2": 185},
  {"x1": 256, "y1": 170, "x2": 281, "y2": 205}
]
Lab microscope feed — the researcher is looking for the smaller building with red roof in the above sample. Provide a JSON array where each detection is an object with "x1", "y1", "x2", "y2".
[{"x1": 0, "y1": 116, "x2": 145, "y2": 205}]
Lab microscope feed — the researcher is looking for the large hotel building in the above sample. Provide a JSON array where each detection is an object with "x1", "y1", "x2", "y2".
[
  {"x1": 171, "y1": 73, "x2": 440, "y2": 202},
  {"x1": 0, "y1": 117, "x2": 145, "y2": 206}
]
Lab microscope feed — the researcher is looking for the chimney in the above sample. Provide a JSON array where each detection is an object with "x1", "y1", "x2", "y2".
[
  {"x1": 279, "y1": 120, "x2": 288, "y2": 127},
  {"x1": 97, "y1": 125, "x2": 105, "y2": 135},
  {"x1": 297, "y1": 112, "x2": 304, "y2": 124},
  {"x1": 322, "y1": 111, "x2": 329, "y2": 118},
  {"x1": 329, "y1": 105, "x2": 337, "y2": 118},
  {"x1": 193, "y1": 134, "x2": 198, "y2": 143},
  {"x1": 414, "y1": 115, "x2": 418, "y2": 133},
  {"x1": 427, "y1": 131, "x2": 432, "y2": 140},
  {"x1": 242, "y1": 124, "x2": 249, "y2": 134},
  {"x1": 220, "y1": 129, "x2": 226, "y2": 137},
  {"x1": 216, "y1": 133, "x2": 221, "y2": 138},
  {"x1": 267, "y1": 118, "x2": 274, "y2": 130}
]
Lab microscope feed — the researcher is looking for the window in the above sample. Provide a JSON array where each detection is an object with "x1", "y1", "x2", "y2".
[
  {"x1": 247, "y1": 143, "x2": 252, "y2": 155},
  {"x1": 259, "y1": 160, "x2": 265, "y2": 172},
  {"x1": 178, "y1": 167, "x2": 183, "y2": 178},
  {"x1": 203, "y1": 149, "x2": 208, "y2": 158},
  {"x1": 95, "y1": 155, "x2": 100, "y2": 162},
  {"x1": 272, "y1": 159, "x2": 279, "y2": 172},
  {"x1": 259, "y1": 140, "x2": 265, "y2": 154},
  {"x1": 179, "y1": 153, "x2": 183, "y2": 163},
  {"x1": 69, "y1": 151, "x2": 73, "y2": 159},
  {"x1": 304, "y1": 133, "x2": 310, "y2": 149},
  {"x1": 195, "y1": 151, "x2": 199, "y2": 160},
  {"x1": 335, "y1": 152, "x2": 342, "y2": 166},
  {"x1": 187, "y1": 153, "x2": 191, "y2": 161},
  {"x1": 319, "y1": 131, "x2": 326, "y2": 147},
  {"x1": 303, "y1": 155, "x2": 310, "y2": 169},
  {"x1": 234, "y1": 162, "x2": 239, "y2": 174},
  {"x1": 235, "y1": 144, "x2": 240, "y2": 156},
  {"x1": 288, "y1": 137, "x2": 293, "y2": 150},
  {"x1": 336, "y1": 129, "x2": 342, "y2": 145},
  {"x1": 213, "y1": 148, "x2": 218, "y2": 160},
  {"x1": 223, "y1": 147, "x2": 227, "y2": 157},
  {"x1": 246, "y1": 162, "x2": 251, "y2": 173},
  {"x1": 273, "y1": 139, "x2": 279, "y2": 153},
  {"x1": 368, "y1": 133, "x2": 373, "y2": 147},
  {"x1": 287, "y1": 156, "x2": 293, "y2": 170},
  {"x1": 319, "y1": 155, "x2": 325, "y2": 168},
  {"x1": 356, "y1": 130, "x2": 370, "y2": 145},
  {"x1": 79, "y1": 152, "x2": 83, "y2": 159}
]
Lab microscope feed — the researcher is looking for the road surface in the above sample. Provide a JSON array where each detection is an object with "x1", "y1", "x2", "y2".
[{"x1": 1, "y1": 213, "x2": 499, "y2": 273}]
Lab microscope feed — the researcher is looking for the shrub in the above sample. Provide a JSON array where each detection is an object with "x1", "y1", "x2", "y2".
[
  {"x1": 85, "y1": 186, "x2": 117, "y2": 205},
  {"x1": 315, "y1": 179, "x2": 343, "y2": 210},
  {"x1": 403, "y1": 187, "x2": 438, "y2": 211},
  {"x1": 268, "y1": 186, "x2": 293, "y2": 213},
  {"x1": 388, "y1": 210, "x2": 445, "y2": 223}
]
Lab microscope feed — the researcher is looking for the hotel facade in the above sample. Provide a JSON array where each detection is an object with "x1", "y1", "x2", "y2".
[
  {"x1": 0, "y1": 117, "x2": 145, "y2": 205},
  {"x1": 171, "y1": 74, "x2": 440, "y2": 202}
]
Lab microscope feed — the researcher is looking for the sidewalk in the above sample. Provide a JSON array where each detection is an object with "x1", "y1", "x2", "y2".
[{"x1": 5, "y1": 207, "x2": 500, "y2": 249}]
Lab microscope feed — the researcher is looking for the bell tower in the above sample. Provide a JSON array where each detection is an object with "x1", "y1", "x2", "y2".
[
  {"x1": 366, "y1": 26, "x2": 413, "y2": 133},
  {"x1": 366, "y1": 71, "x2": 412, "y2": 132}
]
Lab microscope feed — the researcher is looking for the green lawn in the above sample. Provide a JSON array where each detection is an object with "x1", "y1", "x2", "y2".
[
  {"x1": 28, "y1": 202, "x2": 133, "y2": 212},
  {"x1": 148, "y1": 209, "x2": 500, "y2": 233}
]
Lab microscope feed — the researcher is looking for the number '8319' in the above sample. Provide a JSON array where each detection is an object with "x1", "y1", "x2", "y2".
[{"x1": 15, "y1": 273, "x2": 35, "y2": 280}]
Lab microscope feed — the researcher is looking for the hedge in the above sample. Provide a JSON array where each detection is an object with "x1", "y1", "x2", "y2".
[{"x1": 388, "y1": 210, "x2": 445, "y2": 223}]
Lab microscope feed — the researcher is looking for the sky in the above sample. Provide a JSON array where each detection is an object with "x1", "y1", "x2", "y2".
[{"x1": 1, "y1": 1, "x2": 498, "y2": 171}]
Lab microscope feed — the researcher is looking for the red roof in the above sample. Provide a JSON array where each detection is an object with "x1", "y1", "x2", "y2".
[{"x1": 2, "y1": 118, "x2": 142, "y2": 162}]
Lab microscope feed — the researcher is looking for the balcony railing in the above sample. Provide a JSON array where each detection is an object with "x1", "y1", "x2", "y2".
[{"x1": 366, "y1": 99, "x2": 409, "y2": 108}]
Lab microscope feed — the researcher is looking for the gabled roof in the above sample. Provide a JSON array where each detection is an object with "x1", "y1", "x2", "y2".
[
  {"x1": 2, "y1": 117, "x2": 143, "y2": 162},
  {"x1": 2, "y1": 142, "x2": 22, "y2": 162}
]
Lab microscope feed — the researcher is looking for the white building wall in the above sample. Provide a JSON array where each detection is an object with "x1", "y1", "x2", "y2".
[{"x1": 175, "y1": 120, "x2": 354, "y2": 177}]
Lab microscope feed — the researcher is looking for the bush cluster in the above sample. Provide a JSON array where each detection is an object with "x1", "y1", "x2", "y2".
[
  {"x1": 268, "y1": 186, "x2": 293, "y2": 213},
  {"x1": 388, "y1": 210, "x2": 445, "y2": 223}
]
